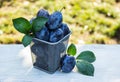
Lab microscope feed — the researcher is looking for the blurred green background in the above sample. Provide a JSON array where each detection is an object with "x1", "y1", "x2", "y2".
[{"x1": 0, "y1": 0, "x2": 120, "y2": 44}]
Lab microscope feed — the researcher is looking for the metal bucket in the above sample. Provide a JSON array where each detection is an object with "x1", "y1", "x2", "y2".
[{"x1": 30, "y1": 32, "x2": 71, "y2": 74}]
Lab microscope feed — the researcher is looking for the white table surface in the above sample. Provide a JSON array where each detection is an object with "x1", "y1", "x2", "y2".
[{"x1": 0, "y1": 44, "x2": 120, "y2": 82}]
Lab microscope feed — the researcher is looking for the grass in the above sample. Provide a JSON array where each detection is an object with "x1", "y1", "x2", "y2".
[{"x1": 0, "y1": 0, "x2": 120, "y2": 44}]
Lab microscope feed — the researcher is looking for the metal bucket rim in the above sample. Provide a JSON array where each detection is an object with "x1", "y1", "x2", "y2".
[{"x1": 32, "y1": 31, "x2": 71, "y2": 45}]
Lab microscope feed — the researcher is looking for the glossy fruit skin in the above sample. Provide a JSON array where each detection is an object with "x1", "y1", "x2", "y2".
[
  {"x1": 49, "y1": 28, "x2": 64, "y2": 42},
  {"x1": 59, "y1": 23, "x2": 70, "y2": 36},
  {"x1": 35, "y1": 26, "x2": 49, "y2": 41},
  {"x1": 61, "y1": 54, "x2": 76, "y2": 73},
  {"x1": 37, "y1": 9, "x2": 49, "y2": 18},
  {"x1": 46, "y1": 11, "x2": 63, "y2": 30}
]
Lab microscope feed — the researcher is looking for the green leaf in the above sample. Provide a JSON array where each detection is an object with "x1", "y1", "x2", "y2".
[
  {"x1": 67, "y1": 43, "x2": 77, "y2": 56},
  {"x1": 12, "y1": 17, "x2": 32, "y2": 34},
  {"x1": 76, "y1": 60, "x2": 94, "y2": 76},
  {"x1": 22, "y1": 35, "x2": 32, "y2": 47},
  {"x1": 32, "y1": 17, "x2": 48, "y2": 32},
  {"x1": 76, "y1": 51, "x2": 96, "y2": 63}
]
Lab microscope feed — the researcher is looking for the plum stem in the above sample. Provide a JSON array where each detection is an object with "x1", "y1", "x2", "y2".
[{"x1": 60, "y1": 7, "x2": 65, "y2": 12}]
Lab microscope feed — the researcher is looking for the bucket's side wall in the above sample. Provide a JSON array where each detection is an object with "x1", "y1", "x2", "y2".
[
  {"x1": 30, "y1": 33, "x2": 71, "y2": 74},
  {"x1": 30, "y1": 42, "x2": 36, "y2": 65}
]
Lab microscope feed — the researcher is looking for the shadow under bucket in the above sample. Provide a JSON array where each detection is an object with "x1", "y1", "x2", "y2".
[{"x1": 30, "y1": 32, "x2": 71, "y2": 74}]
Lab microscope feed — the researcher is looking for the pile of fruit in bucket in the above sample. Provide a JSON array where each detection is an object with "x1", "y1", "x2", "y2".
[
  {"x1": 12, "y1": 9, "x2": 96, "y2": 76},
  {"x1": 31, "y1": 9, "x2": 70, "y2": 43}
]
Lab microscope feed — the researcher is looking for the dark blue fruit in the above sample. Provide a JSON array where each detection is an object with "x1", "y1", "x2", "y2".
[
  {"x1": 37, "y1": 9, "x2": 49, "y2": 18},
  {"x1": 49, "y1": 28, "x2": 64, "y2": 42},
  {"x1": 59, "y1": 23, "x2": 70, "y2": 36},
  {"x1": 61, "y1": 54, "x2": 76, "y2": 73},
  {"x1": 35, "y1": 26, "x2": 49, "y2": 41},
  {"x1": 46, "y1": 11, "x2": 63, "y2": 30}
]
